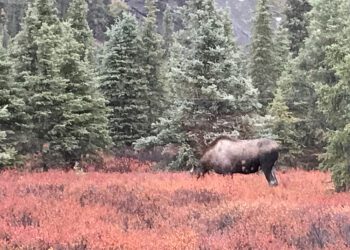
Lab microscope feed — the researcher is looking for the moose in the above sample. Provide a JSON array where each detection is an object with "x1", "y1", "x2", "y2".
[{"x1": 190, "y1": 136, "x2": 280, "y2": 186}]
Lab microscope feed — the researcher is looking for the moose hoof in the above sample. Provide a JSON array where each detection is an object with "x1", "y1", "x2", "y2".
[{"x1": 269, "y1": 181, "x2": 278, "y2": 187}]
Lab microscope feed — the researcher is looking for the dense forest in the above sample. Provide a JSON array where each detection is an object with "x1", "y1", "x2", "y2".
[{"x1": 0, "y1": 0, "x2": 350, "y2": 192}]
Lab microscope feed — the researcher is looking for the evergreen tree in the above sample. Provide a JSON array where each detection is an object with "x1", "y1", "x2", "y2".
[
  {"x1": 136, "y1": 0, "x2": 259, "y2": 169},
  {"x1": 221, "y1": 7, "x2": 248, "y2": 78},
  {"x1": 268, "y1": 66, "x2": 302, "y2": 165},
  {"x1": 26, "y1": 21, "x2": 69, "y2": 163},
  {"x1": 317, "y1": 0, "x2": 350, "y2": 191},
  {"x1": 67, "y1": 0, "x2": 94, "y2": 61},
  {"x1": 268, "y1": 23, "x2": 300, "y2": 165},
  {"x1": 266, "y1": 0, "x2": 349, "y2": 172},
  {"x1": 0, "y1": 41, "x2": 20, "y2": 167},
  {"x1": 36, "y1": 0, "x2": 60, "y2": 25},
  {"x1": 0, "y1": 7, "x2": 10, "y2": 48},
  {"x1": 100, "y1": 11, "x2": 149, "y2": 147},
  {"x1": 140, "y1": 0, "x2": 165, "y2": 130},
  {"x1": 162, "y1": 4, "x2": 174, "y2": 59},
  {"x1": 284, "y1": 0, "x2": 311, "y2": 57},
  {"x1": 9, "y1": 3, "x2": 40, "y2": 84},
  {"x1": 275, "y1": 0, "x2": 346, "y2": 154},
  {"x1": 249, "y1": 0, "x2": 276, "y2": 111},
  {"x1": 273, "y1": 24, "x2": 290, "y2": 81},
  {"x1": 50, "y1": 22, "x2": 112, "y2": 165},
  {"x1": 0, "y1": 106, "x2": 16, "y2": 168},
  {"x1": 9, "y1": 0, "x2": 64, "y2": 158},
  {"x1": 10, "y1": 0, "x2": 111, "y2": 167}
]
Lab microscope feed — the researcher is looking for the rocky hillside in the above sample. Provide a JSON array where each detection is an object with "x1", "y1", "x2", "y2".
[
  {"x1": 0, "y1": 0, "x2": 285, "y2": 46},
  {"x1": 125, "y1": 0, "x2": 285, "y2": 46}
]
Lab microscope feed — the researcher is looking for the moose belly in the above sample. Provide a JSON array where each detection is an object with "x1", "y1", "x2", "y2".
[
  {"x1": 211, "y1": 158, "x2": 260, "y2": 175},
  {"x1": 235, "y1": 158, "x2": 260, "y2": 174}
]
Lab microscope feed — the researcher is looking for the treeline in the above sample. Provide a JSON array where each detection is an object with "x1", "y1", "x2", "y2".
[
  {"x1": 1, "y1": 0, "x2": 118, "y2": 42},
  {"x1": 0, "y1": 0, "x2": 350, "y2": 192}
]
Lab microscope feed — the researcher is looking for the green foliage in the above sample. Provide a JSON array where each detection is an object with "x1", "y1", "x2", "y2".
[
  {"x1": 268, "y1": 23, "x2": 301, "y2": 165},
  {"x1": 0, "y1": 32, "x2": 28, "y2": 155},
  {"x1": 284, "y1": 0, "x2": 312, "y2": 57},
  {"x1": 162, "y1": 4, "x2": 174, "y2": 59},
  {"x1": 67, "y1": 0, "x2": 94, "y2": 61},
  {"x1": 168, "y1": 143, "x2": 197, "y2": 171},
  {"x1": 100, "y1": 11, "x2": 149, "y2": 147},
  {"x1": 0, "y1": 43, "x2": 18, "y2": 167},
  {"x1": 140, "y1": 0, "x2": 165, "y2": 129},
  {"x1": 249, "y1": 0, "x2": 277, "y2": 110},
  {"x1": 136, "y1": 0, "x2": 259, "y2": 170},
  {"x1": 48, "y1": 21, "x2": 112, "y2": 166},
  {"x1": 36, "y1": 0, "x2": 60, "y2": 25},
  {"x1": 273, "y1": 25, "x2": 290, "y2": 80},
  {"x1": 271, "y1": 0, "x2": 346, "y2": 160},
  {"x1": 319, "y1": 125, "x2": 350, "y2": 192},
  {"x1": 8, "y1": 0, "x2": 111, "y2": 168},
  {"x1": 268, "y1": 86, "x2": 302, "y2": 165},
  {"x1": 0, "y1": 106, "x2": 16, "y2": 168},
  {"x1": 317, "y1": 0, "x2": 350, "y2": 191}
]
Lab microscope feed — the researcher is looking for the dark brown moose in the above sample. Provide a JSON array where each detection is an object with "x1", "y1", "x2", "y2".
[{"x1": 190, "y1": 136, "x2": 280, "y2": 186}]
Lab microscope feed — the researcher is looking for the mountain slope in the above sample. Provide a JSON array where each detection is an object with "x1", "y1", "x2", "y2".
[{"x1": 0, "y1": 0, "x2": 285, "y2": 46}]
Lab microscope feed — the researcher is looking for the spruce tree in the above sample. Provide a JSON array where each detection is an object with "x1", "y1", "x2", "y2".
[
  {"x1": 100, "y1": 11, "x2": 149, "y2": 147},
  {"x1": 284, "y1": 0, "x2": 311, "y2": 57},
  {"x1": 9, "y1": 3, "x2": 40, "y2": 84},
  {"x1": 26, "y1": 21, "x2": 69, "y2": 164},
  {"x1": 249, "y1": 0, "x2": 276, "y2": 111},
  {"x1": 276, "y1": 0, "x2": 346, "y2": 153},
  {"x1": 50, "y1": 22, "x2": 112, "y2": 165},
  {"x1": 316, "y1": 0, "x2": 350, "y2": 191},
  {"x1": 136, "y1": 0, "x2": 259, "y2": 169},
  {"x1": 268, "y1": 23, "x2": 300, "y2": 165},
  {"x1": 273, "y1": 24, "x2": 290, "y2": 81},
  {"x1": 36, "y1": 0, "x2": 60, "y2": 25},
  {"x1": 162, "y1": 4, "x2": 174, "y2": 59},
  {"x1": 268, "y1": 65, "x2": 302, "y2": 165},
  {"x1": 0, "y1": 106, "x2": 16, "y2": 168},
  {"x1": 0, "y1": 7, "x2": 10, "y2": 48},
  {"x1": 0, "y1": 41, "x2": 19, "y2": 167},
  {"x1": 66, "y1": 0, "x2": 94, "y2": 61},
  {"x1": 140, "y1": 0, "x2": 165, "y2": 130},
  {"x1": 10, "y1": 0, "x2": 111, "y2": 167}
]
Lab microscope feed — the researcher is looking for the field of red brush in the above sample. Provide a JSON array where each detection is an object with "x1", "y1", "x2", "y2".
[{"x1": 0, "y1": 161, "x2": 350, "y2": 249}]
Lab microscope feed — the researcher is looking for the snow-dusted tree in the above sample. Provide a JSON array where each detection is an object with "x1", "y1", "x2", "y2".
[
  {"x1": 0, "y1": 43, "x2": 18, "y2": 167},
  {"x1": 162, "y1": 4, "x2": 174, "y2": 59},
  {"x1": 9, "y1": 0, "x2": 111, "y2": 167},
  {"x1": 100, "y1": 11, "x2": 149, "y2": 147},
  {"x1": 284, "y1": 0, "x2": 311, "y2": 57},
  {"x1": 66, "y1": 0, "x2": 94, "y2": 61},
  {"x1": 316, "y1": 0, "x2": 350, "y2": 191},
  {"x1": 140, "y1": 0, "x2": 165, "y2": 130},
  {"x1": 0, "y1": 106, "x2": 16, "y2": 168},
  {"x1": 249, "y1": 0, "x2": 276, "y2": 111},
  {"x1": 136, "y1": 0, "x2": 259, "y2": 170}
]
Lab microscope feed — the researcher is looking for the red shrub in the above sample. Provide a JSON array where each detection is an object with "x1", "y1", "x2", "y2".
[
  {"x1": 0, "y1": 168, "x2": 349, "y2": 249},
  {"x1": 84, "y1": 154, "x2": 154, "y2": 173}
]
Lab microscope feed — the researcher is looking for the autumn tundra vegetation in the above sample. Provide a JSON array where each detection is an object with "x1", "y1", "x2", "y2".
[
  {"x1": 1, "y1": 0, "x2": 350, "y2": 248},
  {"x1": 1, "y1": 164, "x2": 350, "y2": 249}
]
